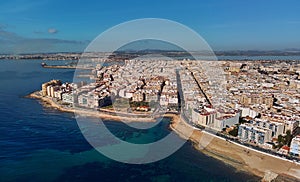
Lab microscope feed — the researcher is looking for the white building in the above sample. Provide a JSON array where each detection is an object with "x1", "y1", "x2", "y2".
[
  {"x1": 251, "y1": 119, "x2": 284, "y2": 138},
  {"x1": 62, "y1": 92, "x2": 74, "y2": 104},
  {"x1": 47, "y1": 85, "x2": 53, "y2": 97},
  {"x1": 118, "y1": 89, "x2": 126, "y2": 98},
  {"x1": 78, "y1": 93, "x2": 89, "y2": 107},
  {"x1": 125, "y1": 91, "x2": 134, "y2": 99},
  {"x1": 214, "y1": 112, "x2": 240, "y2": 130},
  {"x1": 160, "y1": 95, "x2": 168, "y2": 106},
  {"x1": 145, "y1": 92, "x2": 159, "y2": 102},
  {"x1": 192, "y1": 108, "x2": 216, "y2": 128},
  {"x1": 238, "y1": 123, "x2": 272, "y2": 144},
  {"x1": 239, "y1": 107, "x2": 258, "y2": 118},
  {"x1": 132, "y1": 91, "x2": 144, "y2": 102},
  {"x1": 53, "y1": 90, "x2": 63, "y2": 100},
  {"x1": 284, "y1": 120, "x2": 299, "y2": 133},
  {"x1": 290, "y1": 135, "x2": 300, "y2": 157},
  {"x1": 168, "y1": 94, "x2": 178, "y2": 105}
]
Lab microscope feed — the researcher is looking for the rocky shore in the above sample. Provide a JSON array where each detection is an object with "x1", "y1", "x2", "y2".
[{"x1": 27, "y1": 91, "x2": 156, "y2": 122}]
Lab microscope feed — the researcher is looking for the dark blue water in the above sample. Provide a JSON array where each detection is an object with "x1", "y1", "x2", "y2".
[{"x1": 0, "y1": 60, "x2": 260, "y2": 182}]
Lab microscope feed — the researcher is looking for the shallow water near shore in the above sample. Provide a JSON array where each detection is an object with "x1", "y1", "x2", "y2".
[{"x1": 0, "y1": 60, "x2": 260, "y2": 181}]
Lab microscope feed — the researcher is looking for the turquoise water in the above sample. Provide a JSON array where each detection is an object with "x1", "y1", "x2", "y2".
[{"x1": 0, "y1": 60, "x2": 260, "y2": 181}]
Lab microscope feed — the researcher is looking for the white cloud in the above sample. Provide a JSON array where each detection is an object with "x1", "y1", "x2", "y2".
[{"x1": 48, "y1": 28, "x2": 58, "y2": 34}]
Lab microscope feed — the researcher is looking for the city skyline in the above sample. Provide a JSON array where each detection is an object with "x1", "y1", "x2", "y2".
[
  {"x1": 1, "y1": 1, "x2": 300, "y2": 181},
  {"x1": 1, "y1": 0, "x2": 300, "y2": 53}
]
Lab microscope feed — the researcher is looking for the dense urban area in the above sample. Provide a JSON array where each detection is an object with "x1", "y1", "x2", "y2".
[{"x1": 39, "y1": 58, "x2": 300, "y2": 162}]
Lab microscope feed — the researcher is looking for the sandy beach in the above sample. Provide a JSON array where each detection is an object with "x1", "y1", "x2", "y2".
[
  {"x1": 170, "y1": 116, "x2": 300, "y2": 180},
  {"x1": 28, "y1": 91, "x2": 300, "y2": 181}
]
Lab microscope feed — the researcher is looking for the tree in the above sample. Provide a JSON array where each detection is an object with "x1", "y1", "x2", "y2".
[
  {"x1": 255, "y1": 113, "x2": 261, "y2": 118},
  {"x1": 285, "y1": 130, "x2": 292, "y2": 146},
  {"x1": 239, "y1": 117, "x2": 247, "y2": 124},
  {"x1": 276, "y1": 131, "x2": 293, "y2": 148},
  {"x1": 229, "y1": 127, "x2": 238, "y2": 137},
  {"x1": 276, "y1": 134, "x2": 284, "y2": 149}
]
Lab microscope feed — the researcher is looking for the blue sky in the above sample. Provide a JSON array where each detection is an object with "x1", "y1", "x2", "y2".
[{"x1": 1, "y1": 0, "x2": 300, "y2": 53}]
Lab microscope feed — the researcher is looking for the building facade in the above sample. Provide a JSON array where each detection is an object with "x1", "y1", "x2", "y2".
[
  {"x1": 290, "y1": 135, "x2": 300, "y2": 157},
  {"x1": 251, "y1": 119, "x2": 284, "y2": 138},
  {"x1": 238, "y1": 123, "x2": 272, "y2": 144},
  {"x1": 62, "y1": 92, "x2": 74, "y2": 104}
]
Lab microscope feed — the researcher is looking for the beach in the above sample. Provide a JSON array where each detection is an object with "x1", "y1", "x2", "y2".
[
  {"x1": 170, "y1": 116, "x2": 300, "y2": 180},
  {"x1": 28, "y1": 91, "x2": 300, "y2": 181}
]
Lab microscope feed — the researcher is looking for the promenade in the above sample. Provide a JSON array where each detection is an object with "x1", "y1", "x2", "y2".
[{"x1": 28, "y1": 90, "x2": 300, "y2": 180}]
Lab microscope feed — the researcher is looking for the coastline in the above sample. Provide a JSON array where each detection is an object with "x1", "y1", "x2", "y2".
[
  {"x1": 27, "y1": 91, "x2": 156, "y2": 122},
  {"x1": 169, "y1": 117, "x2": 300, "y2": 180},
  {"x1": 27, "y1": 91, "x2": 300, "y2": 181},
  {"x1": 42, "y1": 65, "x2": 93, "y2": 70}
]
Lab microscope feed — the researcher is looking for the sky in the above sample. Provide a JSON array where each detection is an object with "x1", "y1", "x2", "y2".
[{"x1": 1, "y1": 0, "x2": 300, "y2": 53}]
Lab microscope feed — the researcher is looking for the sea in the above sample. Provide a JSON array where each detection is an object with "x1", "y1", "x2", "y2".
[{"x1": 0, "y1": 57, "x2": 285, "y2": 182}]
